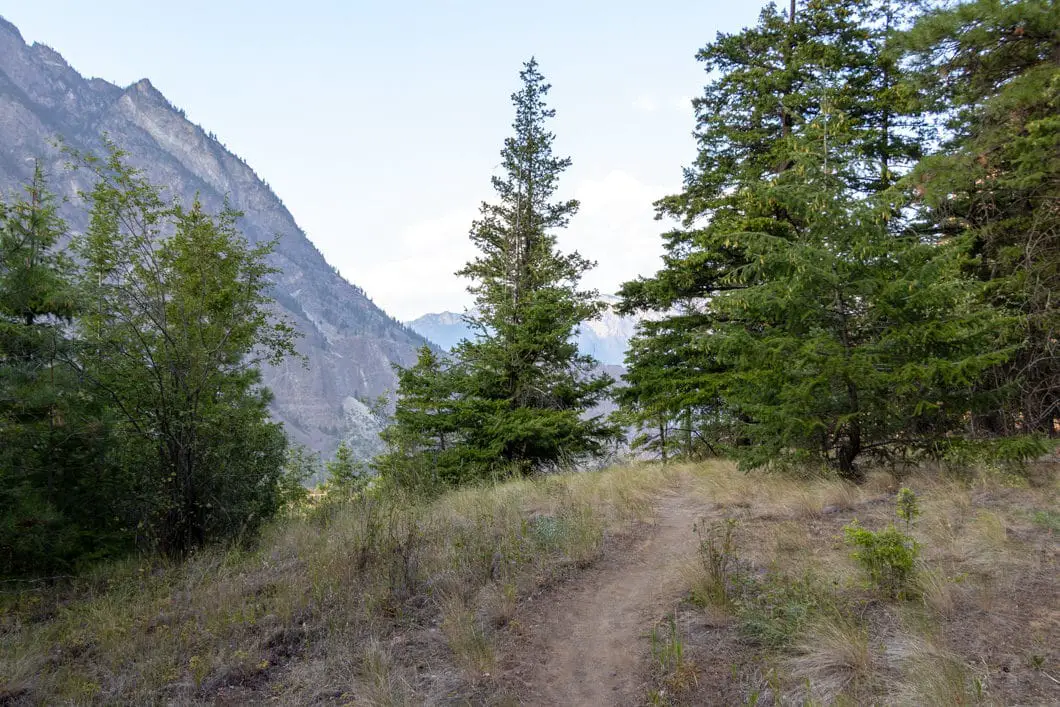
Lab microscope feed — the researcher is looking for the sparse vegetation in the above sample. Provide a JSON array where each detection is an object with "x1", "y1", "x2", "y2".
[
  {"x1": 0, "y1": 462, "x2": 676, "y2": 704},
  {"x1": 0, "y1": 459, "x2": 1054, "y2": 704},
  {"x1": 647, "y1": 460, "x2": 1057, "y2": 706},
  {"x1": 690, "y1": 517, "x2": 739, "y2": 608},
  {"x1": 844, "y1": 520, "x2": 920, "y2": 598},
  {"x1": 649, "y1": 610, "x2": 699, "y2": 702}
]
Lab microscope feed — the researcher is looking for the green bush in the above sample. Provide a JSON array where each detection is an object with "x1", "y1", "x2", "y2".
[
  {"x1": 843, "y1": 520, "x2": 919, "y2": 598},
  {"x1": 896, "y1": 487, "x2": 920, "y2": 528}
]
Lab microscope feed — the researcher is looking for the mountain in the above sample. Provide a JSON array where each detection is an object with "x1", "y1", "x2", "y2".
[
  {"x1": 0, "y1": 16, "x2": 432, "y2": 458},
  {"x1": 406, "y1": 295, "x2": 647, "y2": 366},
  {"x1": 404, "y1": 310, "x2": 470, "y2": 351}
]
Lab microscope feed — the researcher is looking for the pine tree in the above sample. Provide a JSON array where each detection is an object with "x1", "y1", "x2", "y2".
[{"x1": 903, "y1": 0, "x2": 1060, "y2": 435}]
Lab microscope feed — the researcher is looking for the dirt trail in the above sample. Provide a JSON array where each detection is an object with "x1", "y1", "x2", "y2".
[{"x1": 504, "y1": 487, "x2": 708, "y2": 705}]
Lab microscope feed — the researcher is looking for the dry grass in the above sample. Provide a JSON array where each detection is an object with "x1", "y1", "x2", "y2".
[
  {"x1": 653, "y1": 459, "x2": 1058, "y2": 706},
  {"x1": 788, "y1": 615, "x2": 873, "y2": 703},
  {"x1": 889, "y1": 634, "x2": 989, "y2": 705},
  {"x1": 2, "y1": 459, "x2": 1055, "y2": 705},
  {"x1": 0, "y1": 462, "x2": 680, "y2": 704}
]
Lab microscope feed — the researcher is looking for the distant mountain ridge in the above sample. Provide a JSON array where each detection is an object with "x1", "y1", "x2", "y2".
[
  {"x1": 407, "y1": 295, "x2": 647, "y2": 366},
  {"x1": 0, "y1": 16, "x2": 431, "y2": 457}
]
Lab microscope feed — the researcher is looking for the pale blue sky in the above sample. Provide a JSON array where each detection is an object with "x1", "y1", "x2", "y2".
[{"x1": 3, "y1": 1, "x2": 771, "y2": 319}]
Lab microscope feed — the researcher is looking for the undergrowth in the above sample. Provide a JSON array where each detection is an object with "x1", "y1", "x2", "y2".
[{"x1": 0, "y1": 463, "x2": 673, "y2": 704}]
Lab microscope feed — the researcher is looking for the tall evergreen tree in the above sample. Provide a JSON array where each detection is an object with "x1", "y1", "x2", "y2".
[
  {"x1": 0, "y1": 164, "x2": 94, "y2": 574},
  {"x1": 378, "y1": 60, "x2": 616, "y2": 488},
  {"x1": 621, "y1": 0, "x2": 906, "y2": 465},
  {"x1": 454, "y1": 58, "x2": 615, "y2": 474},
  {"x1": 619, "y1": 0, "x2": 1007, "y2": 477},
  {"x1": 903, "y1": 0, "x2": 1060, "y2": 435}
]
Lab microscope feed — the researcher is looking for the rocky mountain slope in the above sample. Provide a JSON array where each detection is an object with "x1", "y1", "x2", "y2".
[
  {"x1": 0, "y1": 16, "x2": 432, "y2": 457},
  {"x1": 406, "y1": 295, "x2": 647, "y2": 366}
]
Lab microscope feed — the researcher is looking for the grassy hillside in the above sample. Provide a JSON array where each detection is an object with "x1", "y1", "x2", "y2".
[
  {"x1": 1, "y1": 461, "x2": 1056, "y2": 705},
  {"x1": 647, "y1": 463, "x2": 1058, "y2": 705}
]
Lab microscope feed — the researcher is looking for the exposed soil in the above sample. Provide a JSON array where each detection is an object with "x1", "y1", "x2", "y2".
[{"x1": 499, "y1": 488, "x2": 709, "y2": 705}]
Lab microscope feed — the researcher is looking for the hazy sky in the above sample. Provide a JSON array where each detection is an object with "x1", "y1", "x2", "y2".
[{"x1": 3, "y1": 1, "x2": 771, "y2": 320}]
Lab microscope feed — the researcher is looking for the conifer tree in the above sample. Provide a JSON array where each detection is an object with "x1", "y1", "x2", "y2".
[
  {"x1": 453, "y1": 58, "x2": 615, "y2": 474},
  {"x1": 375, "y1": 346, "x2": 484, "y2": 490},
  {"x1": 904, "y1": 0, "x2": 1060, "y2": 435},
  {"x1": 618, "y1": 0, "x2": 1007, "y2": 478},
  {"x1": 325, "y1": 441, "x2": 366, "y2": 495},
  {"x1": 0, "y1": 163, "x2": 92, "y2": 573},
  {"x1": 378, "y1": 60, "x2": 616, "y2": 488}
]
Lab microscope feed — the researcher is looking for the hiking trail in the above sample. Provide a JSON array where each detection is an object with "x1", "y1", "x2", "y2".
[{"x1": 502, "y1": 485, "x2": 708, "y2": 705}]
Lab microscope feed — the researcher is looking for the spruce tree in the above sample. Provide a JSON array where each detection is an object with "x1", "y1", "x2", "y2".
[
  {"x1": 0, "y1": 163, "x2": 90, "y2": 574},
  {"x1": 453, "y1": 58, "x2": 615, "y2": 474},
  {"x1": 378, "y1": 60, "x2": 616, "y2": 488}
]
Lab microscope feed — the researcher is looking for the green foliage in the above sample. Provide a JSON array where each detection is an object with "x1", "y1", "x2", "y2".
[
  {"x1": 325, "y1": 441, "x2": 368, "y2": 496},
  {"x1": 378, "y1": 60, "x2": 617, "y2": 491},
  {"x1": 278, "y1": 445, "x2": 317, "y2": 509},
  {"x1": 0, "y1": 147, "x2": 300, "y2": 575},
  {"x1": 736, "y1": 572, "x2": 823, "y2": 650},
  {"x1": 896, "y1": 487, "x2": 920, "y2": 528},
  {"x1": 0, "y1": 162, "x2": 116, "y2": 575},
  {"x1": 1030, "y1": 509, "x2": 1060, "y2": 533},
  {"x1": 903, "y1": 0, "x2": 1060, "y2": 435},
  {"x1": 73, "y1": 144, "x2": 299, "y2": 556},
  {"x1": 617, "y1": 0, "x2": 1044, "y2": 478},
  {"x1": 649, "y1": 613, "x2": 698, "y2": 698},
  {"x1": 689, "y1": 516, "x2": 825, "y2": 648},
  {"x1": 843, "y1": 520, "x2": 919, "y2": 598}
]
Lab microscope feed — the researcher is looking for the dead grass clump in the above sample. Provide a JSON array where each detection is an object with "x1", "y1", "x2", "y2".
[
  {"x1": 788, "y1": 479, "x2": 865, "y2": 519},
  {"x1": 359, "y1": 638, "x2": 417, "y2": 706},
  {"x1": 760, "y1": 521, "x2": 816, "y2": 575},
  {"x1": 915, "y1": 564, "x2": 967, "y2": 619},
  {"x1": 477, "y1": 581, "x2": 519, "y2": 628},
  {"x1": 440, "y1": 596, "x2": 495, "y2": 679},
  {"x1": 788, "y1": 615, "x2": 873, "y2": 703},
  {"x1": 890, "y1": 636, "x2": 988, "y2": 705}
]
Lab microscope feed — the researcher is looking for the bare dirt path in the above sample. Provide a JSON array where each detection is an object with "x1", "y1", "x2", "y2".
[{"x1": 501, "y1": 485, "x2": 708, "y2": 705}]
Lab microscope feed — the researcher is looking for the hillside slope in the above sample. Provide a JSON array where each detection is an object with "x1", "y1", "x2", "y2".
[
  {"x1": 0, "y1": 16, "x2": 431, "y2": 456},
  {"x1": 2, "y1": 462, "x2": 1054, "y2": 704}
]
